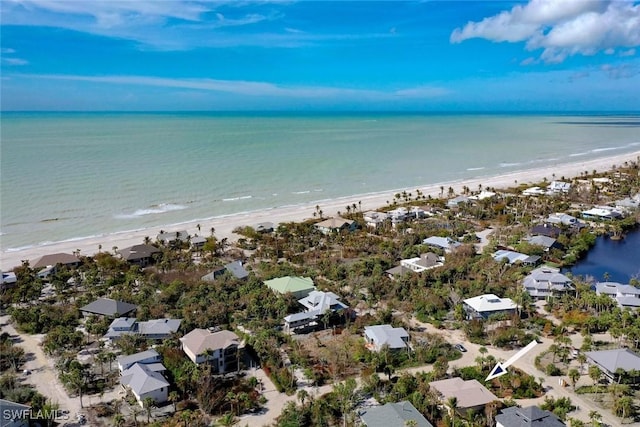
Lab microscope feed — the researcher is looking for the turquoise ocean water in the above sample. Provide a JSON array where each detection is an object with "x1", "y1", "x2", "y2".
[{"x1": 1, "y1": 112, "x2": 639, "y2": 252}]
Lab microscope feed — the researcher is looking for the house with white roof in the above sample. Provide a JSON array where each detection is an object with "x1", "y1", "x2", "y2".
[
  {"x1": 399, "y1": 253, "x2": 443, "y2": 273},
  {"x1": 364, "y1": 325, "x2": 410, "y2": 352},
  {"x1": 423, "y1": 236, "x2": 461, "y2": 252},
  {"x1": 493, "y1": 250, "x2": 540, "y2": 266},
  {"x1": 468, "y1": 190, "x2": 496, "y2": 201},
  {"x1": 586, "y1": 348, "x2": 640, "y2": 382},
  {"x1": 522, "y1": 267, "x2": 574, "y2": 300},
  {"x1": 180, "y1": 329, "x2": 241, "y2": 372},
  {"x1": 522, "y1": 186, "x2": 547, "y2": 196},
  {"x1": 117, "y1": 349, "x2": 162, "y2": 372},
  {"x1": 547, "y1": 213, "x2": 579, "y2": 226},
  {"x1": 120, "y1": 363, "x2": 169, "y2": 407},
  {"x1": 547, "y1": 181, "x2": 571, "y2": 194},
  {"x1": 463, "y1": 294, "x2": 518, "y2": 320},
  {"x1": 596, "y1": 282, "x2": 640, "y2": 310},
  {"x1": 447, "y1": 194, "x2": 470, "y2": 208},
  {"x1": 363, "y1": 211, "x2": 388, "y2": 229},
  {"x1": 582, "y1": 207, "x2": 623, "y2": 220},
  {"x1": 284, "y1": 291, "x2": 349, "y2": 332}
]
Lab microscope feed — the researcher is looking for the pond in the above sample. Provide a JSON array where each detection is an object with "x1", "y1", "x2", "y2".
[{"x1": 568, "y1": 230, "x2": 640, "y2": 283}]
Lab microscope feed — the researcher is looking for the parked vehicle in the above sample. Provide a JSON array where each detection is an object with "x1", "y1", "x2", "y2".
[{"x1": 454, "y1": 343, "x2": 467, "y2": 352}]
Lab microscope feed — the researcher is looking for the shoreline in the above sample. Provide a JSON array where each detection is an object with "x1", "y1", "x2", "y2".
[{"x1": 2, "y1": 151, "x2": 639, "y2": 271}]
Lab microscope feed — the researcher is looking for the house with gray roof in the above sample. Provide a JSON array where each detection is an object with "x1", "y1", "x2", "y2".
[
  {"x1": 596, "y1": 282, "x2": 640, "y2": 309},
  {"x1": 526, "y1": 235, "x2": 563, "y2": 251},
  {"x1": 530, "y1": 224, "x2": 561, "y2": 239},
  {"x1": 104, "y1": 317, "x2": 181, "y2": 341},
  {"x1": 180, "y1": 329, "x2": 240, "y2": 373},
  {"x1": 364, "y1": 325, "x2": 410, "y2": 352},
  {"x1": 284, "y1": 291, "x2": 349, "y2": 332},
  {"x1": 190, "y1": 235, "x2": 207, "y2": 250},
  {"x1": 0, "y1": 271, "x2": 17, "y2": 290},
  {"x1": 493, "y1": 250, "x2": 540, "y2": 266},
  {"x1": 202, "y1": 261, "x2": 249, "y2": 282},
  {"x1": 120, "y1": 363, "x2": 169, "y2": 407},
  {"x1": 496, "y1": 405, "x2": 565, "y2": 427},
  {"x1": 157, "y1": 230, "x2": 189, "y2": 245},
  {"x1": 80, "y1": 298, "x2": 137, "y2": 318},
  {"x1": 585, "y1": 349, "x2": 640, "y2": 382},
  {"x1": 360, "y1": 401, "x2": 433, "y2": 427},
  {"x1": 314, "y1": 217, "x2": 357, "y2": 234},
  {"x1": 0, "y1": 399, "x2": 30, "y2": 427},
  {"x1": 117, "y1": 349, "x2": 162, "y2": 372},
  {"x1": 117, "y1": 244, "x2": 161, "y2": 266},
  {"x1": 523, "y1": 267, "x2": 574, "y2": 300},
  {"x1": 423, "y1": 236, "x2": 461, "y2": 252}
]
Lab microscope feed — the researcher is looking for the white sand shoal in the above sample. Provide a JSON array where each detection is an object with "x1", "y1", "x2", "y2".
[{"x1": 2, "y1": 151, "x2": 639, "y2": 271}]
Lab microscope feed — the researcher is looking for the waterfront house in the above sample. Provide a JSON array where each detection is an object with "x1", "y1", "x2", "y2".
[
  {"x1": 469, "y1": 190, "x2": 496, "y2": 200},
  {"x1": 80, "y1": 298, "x2": 137, "y2": 318},
  {"x1": 429, "y1": 377, "x2": 498, "y2": 416},
  {"x1": 314, "y1": 217, "x2": 357, "y2": 234},
  {"x1": 264, "y1": 276, "x2": 316, "y2": 299},
  {"x1": 32, "y1": 252, "x2": 81, "y2": 270},
  {"x1": 364, "y1": 325, "x2": 410, "y2": 352},
  {"x1": 117, "y1": 349, "x2": 162, "y2": 372},
  {"x1": 463, "y1": 294, "x2": 518, "y2": 320},
  {"x1": 253, "y1": 222, "x2": 275, "y2": 233},
  {"x1": 522, "y1": 267, "x2": 574, "y2": 300},
  {"x1": 547, "y1": 181, "x2": 571, "y2": 194},
  {"x1": 522, "y1": 187, "x2": 547, "y2": 196},
  {"x1": 190, "y1": 236, "x2": 207, "y2": 250},
  {"x1": 117, "y1": 244, "x2": 161, "y2": 267},
  {"x1": 360, "y1": 401, "x2": 434, "y2": 427},
  {"x1": 595, "y1": 282, "x2": 640, "y2": 309},
  {"x1": 157, "y1": 230, "x2": 189, "y2": 245},
  {"x1": 585, "y1": 349, "x2": 640, "y2": 382},
  {"x1": 363, "y1": 211, "x2": 388, "y2": 229},
  {"x1": 496, "y1": 405, "x2": 565, "y2": 427},
  {"x1": 180, "y1": 329, "x2": 241, "y2": 372},
  {"x1": 284, "y1": 291, "x2": 349, "y2": 332},
  {"x1": 582, "y1": 207, "x2": 623, "y2": 220},
  {"x1": 530, "y1": 224, "x2": 561, "y2": 239},
  {"x1": 447, "y1": 195, "x2": 470, "y2": 208},
  {"x1": 423, "y1": 236, "x2": 461, "y2": 252},
  {"x1": 120, "y1": 363, "x2": 169, "y2": 408}
]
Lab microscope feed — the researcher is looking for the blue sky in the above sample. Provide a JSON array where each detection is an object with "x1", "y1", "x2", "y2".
[{"x1": 1, "y1": 0, "x2": 639, "y2": 111}]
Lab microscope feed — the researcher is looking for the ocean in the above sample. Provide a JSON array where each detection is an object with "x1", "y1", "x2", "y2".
[{"x1": 1, "y1": 112, "x2": 639, "y2": 252}]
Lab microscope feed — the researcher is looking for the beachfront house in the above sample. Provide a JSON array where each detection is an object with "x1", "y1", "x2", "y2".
[
  {"x1": 180, "y1": 328, "x2": 241, "y2": 373},
  {"x1": 120, "y1": 363, "x2": 169, "y2": 408},
  {"x1": 314, "y1": 217, "x2": 357, "y2": 234},
  {"x1": 364, "y1": 325, "x2": 410, "y2": 352},
  {"x1": 547, "y1": 181, "x2": 571, "y2": 194},
  {"x1": 522, "y1": 186, "x2": 547, "y2": 196},
  {"x1": 190, "y1": 236, "x2": 207, "y2": 250},
  {"x1": 80, "y1": 298, "x2": 137, "y2": 318},
  {"x1": 31, "y1": 252, "x2": 81, "y2": 278},
  {"x1": 463, "y1": 294, "x2": 518, "y2": 320},
  {"x1": 363, "y1": 211, "x2": 388, "y2": 229},
  {"x1": 0, "y1": 271, "x2": 17, "y2": 290},
  {"x1": 468, "y1": 190, "x2": 496, "y2": 201},
  {"x1": 264, "y1": 276, "x2": 316, "y2": 299},
  {"x1": 429, "y1": 378, "x2": 498, "y2": 416},
  {"x1": 253, "y1": 222, "x2": 275, "y2": 233},
  {"x1": 585, "y1": 349, "x2": 640, "y2": 383},
  {"x1": 496, "y1": 406, "x2": 565, "y2": 427},
  {"x1": 447, "y1": 195, "x2": 470, "y2": 208},
  {"x1": 492, "y1": 250, "x2": 540, "y2": 266},
  {"x1": 201, "y1": 261, "x2": 249, "y2": 282},
  {"x1": 360, "y1": 401, "x2": 434, "y2": 427},
  {"x1": 117, "y1": 244, "x2": 161, "y2": 267},
  {"x1": 522, "y1": 267, "x2": 573, "y2": 300},
  {"x1": 423, "y1": 236, "x2": 461, "y2": 252},
  {"x1": 284, "y1": 291, "x2": 349, "y2": 332},
  {"x1": 157, "y1": 230, "x2": 189, "y2": 246},
  {"x1": 595, "y1": 282, "x2": 640, "y2": 310}
]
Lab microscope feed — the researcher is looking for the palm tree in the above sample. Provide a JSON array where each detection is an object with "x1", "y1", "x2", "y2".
[
  {"x1": 447, "y1": 396, "x2": 458, "y2": 426},
  {"x1": 297, "y1": 389, "x2": 309, "y2": 408},
  {"x1": 568, "y1": 368, "x2": 580, "y2": 390},
  {"x1": 169, "y1": 390, "x2": 180, "y2": 412},
  {"x1": 143, "y1": 397, "x2": 154, "y2": 423},
  {"x1": 217, "y1": 413, "x2": 236, "y2": 426}
]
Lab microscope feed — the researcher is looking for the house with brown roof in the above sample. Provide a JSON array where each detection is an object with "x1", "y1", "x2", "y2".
[
  {"x1": 117, "y1": 244, "x2": 161, "y2": 266},
  {"x1": 429, "y1": 377, "x2": 498, "y2": 416},
  {"x1": 180, "y1": 328, "x2": 241, "y2": 373},
  {"x1": 314, "y1": 217, "x2": 357, "y2": 234},
  {"x1": 32, "y1": 253, "x2": 81, "y2": 278}
]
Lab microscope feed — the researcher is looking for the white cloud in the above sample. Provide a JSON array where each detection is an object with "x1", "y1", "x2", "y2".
[
  {"x1": 1, "y1": 48, "x2": 16, "y2": 54},
  {"x1": 19, "y1": 74, "x2": 451, "y2": 100},
  {"x1": 2, "y1": 57, "x2": 29, "y2": 65},
  {"x1": 451, "y1": 0, "x2": 640, "y2": 63},
  {"x1": 620, "y1": 48, "x2": 636, "y2": 57}
]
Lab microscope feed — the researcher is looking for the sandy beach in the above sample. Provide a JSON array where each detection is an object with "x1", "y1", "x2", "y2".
[{"x1": 2, "y1": 151, "x2": 638, "y2": 271}]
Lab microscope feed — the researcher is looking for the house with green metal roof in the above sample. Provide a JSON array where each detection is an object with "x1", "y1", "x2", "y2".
[{"x1": 264, "y1": 276, "x2": 316, "y2": 299}]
